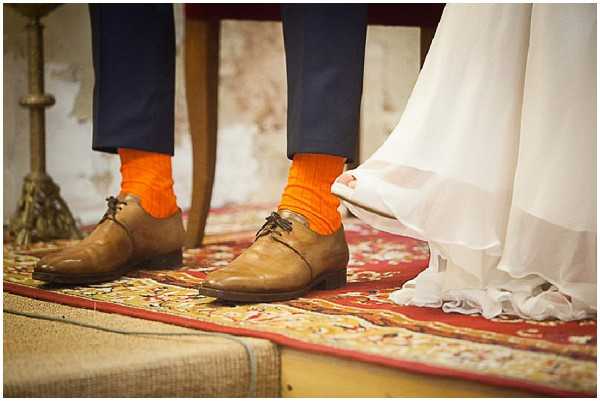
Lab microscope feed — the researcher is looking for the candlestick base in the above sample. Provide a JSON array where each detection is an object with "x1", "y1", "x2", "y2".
[{"x1": 8, "y1": 172, "x2": 82, "y2": 248}]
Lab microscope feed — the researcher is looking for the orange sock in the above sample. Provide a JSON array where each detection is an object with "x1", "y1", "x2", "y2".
[
  {"x1": 278, "y1": 153, "x2": 345, "y2": 235},
  {"x1": 118, "y1": 148, "x2": 178, "y2": 219}
]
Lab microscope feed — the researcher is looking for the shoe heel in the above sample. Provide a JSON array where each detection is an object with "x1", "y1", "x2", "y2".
[
  {"x1": 318, "y1": 269, "x2": 347, "y2": 290},
  {"x1": 141, "y1": 250, "x2": 183, "y2": 269}
]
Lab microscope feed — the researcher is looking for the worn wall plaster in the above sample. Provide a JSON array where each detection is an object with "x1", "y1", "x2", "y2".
[{"x1": 4, "y1": 4, "x2": 419, "y2": 226}]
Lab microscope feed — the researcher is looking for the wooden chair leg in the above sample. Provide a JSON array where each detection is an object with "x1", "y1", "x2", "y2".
[{"x1": 184, "y1": 18, "x2": 220, "y2": 248}]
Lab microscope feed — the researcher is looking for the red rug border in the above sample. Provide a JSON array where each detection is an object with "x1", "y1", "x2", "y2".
[{"x1": 4, "y1": 282, "x2": 594, "y2": 398}]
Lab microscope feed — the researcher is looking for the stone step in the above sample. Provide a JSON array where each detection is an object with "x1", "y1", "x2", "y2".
[{"x1": 3, "y1": 294, "x2": 280, "y2": 397}]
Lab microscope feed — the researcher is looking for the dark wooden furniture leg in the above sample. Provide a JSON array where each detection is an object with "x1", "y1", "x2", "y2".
[
  {"x1": 350, "y1": 24, "x2": 437, "y2": 171},
  {"x1": 420, "y1": 26, "x2": 436, "y2": 68},
  {"x1": 184, "y1": 18, "x2": 220, "y2": 248}
]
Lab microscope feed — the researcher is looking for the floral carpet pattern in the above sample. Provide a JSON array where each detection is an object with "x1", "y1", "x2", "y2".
[{"x1": 4, "y1": 206, "x2": 596, "y2": 396}]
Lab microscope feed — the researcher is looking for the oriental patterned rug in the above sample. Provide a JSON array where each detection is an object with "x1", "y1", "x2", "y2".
[{"x1": 4, "y1": 205, "x2": 596, "y2": 397}]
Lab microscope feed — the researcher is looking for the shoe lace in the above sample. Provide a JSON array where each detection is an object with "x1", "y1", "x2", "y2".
[
  {"x1": 99, "y1": 196, "x2": 128, "y2": 224},
  {"x1": 255, "y1": 212, "x2": 293, "y2": 239}
]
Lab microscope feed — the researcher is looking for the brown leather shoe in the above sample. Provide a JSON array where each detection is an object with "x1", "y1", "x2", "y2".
[
  {"x1": 198, "y1": 210, "x2": 349, "y2": 302},
  {"x1": 33, "y1": 194, "x2": 185, "y2": 284}
]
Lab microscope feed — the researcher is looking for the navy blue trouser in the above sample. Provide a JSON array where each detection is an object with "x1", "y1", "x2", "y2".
[{"x1": 90, "y1": 5, "x2": 367, "y2": 163}]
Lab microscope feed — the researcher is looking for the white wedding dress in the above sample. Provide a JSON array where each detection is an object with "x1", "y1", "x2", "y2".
[{"x1": 332, "y1": 4, "x2": 596, "y2": 321}]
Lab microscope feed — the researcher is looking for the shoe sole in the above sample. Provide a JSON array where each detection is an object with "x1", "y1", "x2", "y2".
[
  {"x1": 197, "y1": 268, "x2": 347, "y2": 303},
  {"x1": 32, "y1": 250, "x2": 183, "y2": 285}
]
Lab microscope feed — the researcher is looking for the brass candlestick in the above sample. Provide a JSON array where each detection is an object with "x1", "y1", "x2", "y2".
[{"x1": 8, "y1": 4, "x2": 81, "y2": 247}]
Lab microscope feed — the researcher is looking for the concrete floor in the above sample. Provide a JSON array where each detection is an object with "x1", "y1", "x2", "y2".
[{"x1": 4, "y1": 293, "x2": 280, "y2": 397}]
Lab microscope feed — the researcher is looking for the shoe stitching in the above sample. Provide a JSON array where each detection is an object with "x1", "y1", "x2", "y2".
[
  {"x1": 271, "y1": 236, "x2": 314, "y2": 281},
  {"x1": 254, "y1": 212, "x2": 314, "y2": 280},
  {"x1": 98, "y1": 196, "x2": 136, "y2": 257}
]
